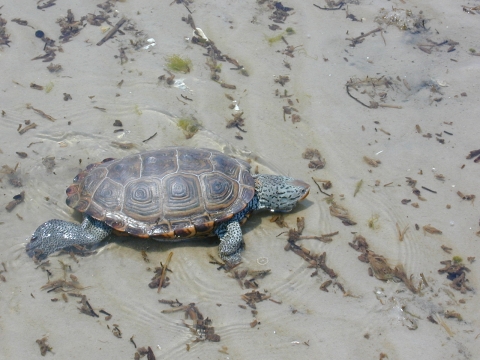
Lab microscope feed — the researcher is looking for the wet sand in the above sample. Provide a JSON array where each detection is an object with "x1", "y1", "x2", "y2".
[{"x1": 0, "y1": 0, "x2": 479, "y2": 359}]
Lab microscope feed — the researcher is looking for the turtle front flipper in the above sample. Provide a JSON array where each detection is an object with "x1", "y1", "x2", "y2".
[
  {"x1": 215, "y1": 220, "x2": 244, "y2": 264},
  {"x1": 26, "y1": 216, "x2": 112, "y2": 260}
]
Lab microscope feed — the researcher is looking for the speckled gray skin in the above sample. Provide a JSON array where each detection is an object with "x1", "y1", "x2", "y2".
[
  {"x1": 26, "y1": 174, "x2": 309, "y2": 263},
  {"x1": 26, "y1": 216, "x2": 112, "y2": 260},
  {"x1": 214, "y1": 175, "x2": 309, "y2": 263}
]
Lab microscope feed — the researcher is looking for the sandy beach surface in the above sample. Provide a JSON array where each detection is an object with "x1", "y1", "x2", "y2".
[{"x1": 0, "y1": 0, "x2": 479, "y2": 358}]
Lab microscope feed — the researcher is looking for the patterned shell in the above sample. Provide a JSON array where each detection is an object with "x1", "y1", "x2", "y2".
[{"x1": 65, "y1": 147, "x2": 255, "y2": 239}]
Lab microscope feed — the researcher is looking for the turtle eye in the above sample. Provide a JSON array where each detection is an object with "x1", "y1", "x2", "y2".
[{"x1": 30, "y1": 235, "x2": 37, "y2": 242}]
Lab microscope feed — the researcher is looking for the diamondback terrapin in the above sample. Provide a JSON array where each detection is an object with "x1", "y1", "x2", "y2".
[{"x1": 26, "y1": 147, "x2": 310, "y2": 263}]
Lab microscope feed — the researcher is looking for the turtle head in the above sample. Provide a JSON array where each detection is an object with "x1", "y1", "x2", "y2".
[{"x1": 254, "y1": 175, "x2": 310, "y2": 212}]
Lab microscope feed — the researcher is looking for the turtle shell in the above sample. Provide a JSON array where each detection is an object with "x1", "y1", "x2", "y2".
[{"x1": 65, "y1": 147, "x2": 255, "y2": 239}]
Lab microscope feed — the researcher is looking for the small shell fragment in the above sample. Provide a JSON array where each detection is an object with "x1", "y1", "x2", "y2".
[{"x1": 194, "y1": 28, "x2": 209, "y2": 42}]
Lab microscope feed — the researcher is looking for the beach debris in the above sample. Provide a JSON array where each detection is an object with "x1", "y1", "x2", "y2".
[
  {"x1": 423, "y1": 224, "x2": 442, "y2": 235},
  {"x1": 42, "y1": 156, "x2": 56, "y2": 172},
  {"x1": 0, "y1": 262, "x2": 6, "y2": 282},
  {"x1": 320, "y1": 280, "x2": 333, "y2": 292},
  {"x1": 78, "y1": 295, "x2": 99, "y2": 317},
  {"x1": 86, "y1": 11, "x2": 110, "y2": 26},
  {"x1": 416, "y1": 39, "x2": 459, "y2": 55},
  {"x1": 405, "y1": 177, "x2": 417, "y2": 188},
  {"x1": 158, "y1": 71, "x2": 175, "y2": 85},
  {"x1": 291, "y1": 113, "x2": 301, "y2": 123},
  {"x1": 117, "y1": 47, "x2": 128, "y2": 65},
  {"x1": 375, "y1": 8, "x2": 426, "y2": 32},
  {"x1": 329, "y1": 202, "x2": 356, "y2": 225},
  {"x1": 142, "y1": 132, "x2": 157, "y2": 143},
  {"x1": 283, "y1": 218, "x2": 341, "y2": 289},
  {"x1": 274, "y1": 2, "x2": 293, "y2": 12},
  {"x1": 31, "y1": 41, "x2": 56, "y2": 62},
  {"x1": 160, "y1": 300, "x2": 220, "y2": 342},
  {"x1": 147, "y1": 252, "x2": 173, "y2": 293},
  {"x1": 444, "y1": 310, "x2": 462, "y2": 321},
  {"x1": 220, "y1": 82, "x2": 236, "y2": 89},
  {"x1": 267, "y1": 32, "x2": 287, "y2": 48},
  {"x1": 172, "y1": 79, "x2": 189, "y2": 91},
  {"x1": 466, "y1": 149, "x2": 480, "y2": 163},
  {"x1": 5, "y1": 191, "x2": 25, "y2": 212},
  {"x1": 165, "y1": 54, "x2": 192, "y2": 73},
  {"x1": 282, "y1": 217, "x2": 337, "y2": 246},
  {"x1": 229, "y1": 267, "x2": 271, "y2": 290},
  {"x1": 37, "y1": 0, "x2": 56, "y2": 10},
  {"x1": 134, "y1": 346, "x2": 156, "y2": 360},
  {"x1": 313, "y1": 2, "x2": 344, "y2": 11},
  {"x1": 354, "y1": 179, "x2": 363, "y2": 197},
  {"x1": 177, "y1": 117, "x2": 201, "y2": 139},
  {"x1": 58, "y1": 9, "x2": 86, "y2": 43},
  {"x1": 98, "y1": 309, "x2": 112, "y2": 321},
  {"x1": 205, "y1": 56, "x2": 221, "y2": 81},
  {"x1": 96, "y1": 0, "x2": 116, "y2": 13},
  {"x1": 441, "y1": 245, "x2": 452, "y2": 254},
  {"x1": 97, "y1": 17, "x2": 126, "y2": 46},
  {"x1": 281, "y1": 43, "x2": 302, "y2": 58},
  {"x1": 282, "y1": 103, "x2": 298, "y2": 122},
  {"x1": 274, "y1": 75, "x2": 290, "y2": 86},
  {"x1": 367, "y1": 214, "x2": 380, "y2": 229},
  {"x1": 346, "y1": 27, "x2": 384, "y2": 47},
  {"x1": 209, "y1": 252, "x2": 271, "y2": 290},
  {"x1": 129, "y1": 335, "x2": 137, "y2": 348},
  {"x1": 41, "y1": 275, "x2": 86, "y2": 294},
  {"x1": 242, "y1": 290, "x2": 270, "y2": 309},
  {"x1": 226, "y1": 112, "x2": 246, "y2": 132},
  {"x1": 268, "y1": 9, "x2": 288, "y2": 24},
  {"x1": 113, "y1": 120, "x2": 123, "y2": 127},
  {"x1": 345, "y1": 76, "x2": 403, "y2": 109},
  {"x1": 11, "y1": 18, "x2": 33, "y2": 28},
  {"x1": 26, "y1": 104, "x2": 56, "y2": 121},
  {"x1": 462, "y1": 5, "x2": 480, "y2": 14},
  {"x1": 47, "y1": 63, "x2": 62, "y2": 72},
  {"x1": 110, "y1": 324, "x2": 122, "y2": 338},
  {"x1": 36, "y1": 336, "x2": 53, "y2": 356},
  {"x1": 182, "y1": 14, "x2": 245, "y2": 85},
  {"x1": 302, "y1": 148, "x2": 325, "y2": 169},
  {"x1": 363, "y1": 156, "x2": 381, "y2": 167},
  {"x1": 0, "y1": 17, "x2": 10, "y2": 47},
  {"x1": 1, "y1": 163, "x2": 23, "y2": 187},
  {"x1": 396, "y1": 223, "x2": 409, "y2": 241},
  {"x1": 312, "y1": 177, "x2": 332, "y2": 192},
  {"x1": 111, "y1": 141, "x2": 136, "y2": 150},
  {"x1": 230, "y1": 269, "x2": 247, "y2": 289},
  {"x1": 270, "y1": 214, "x2": 288, "y2": 228},
  {"x1": 438, "y1": 258, "x2": 472, "y2": 293},
  {"x1": 457, "y1": 191, "x2": 475, "y2": 203},
  {"x1": 349, "y1": 234, "x2": 418, "y2": 293}
]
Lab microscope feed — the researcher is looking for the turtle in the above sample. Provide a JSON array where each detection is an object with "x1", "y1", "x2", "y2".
[{"x1": 26, "y1": 147, "x2": 310, "y2": 263}]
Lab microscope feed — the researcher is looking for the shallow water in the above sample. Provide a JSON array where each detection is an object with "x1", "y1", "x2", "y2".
[{"x1": 0, "y1": 0, "x2": 479, "y2": 359}]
